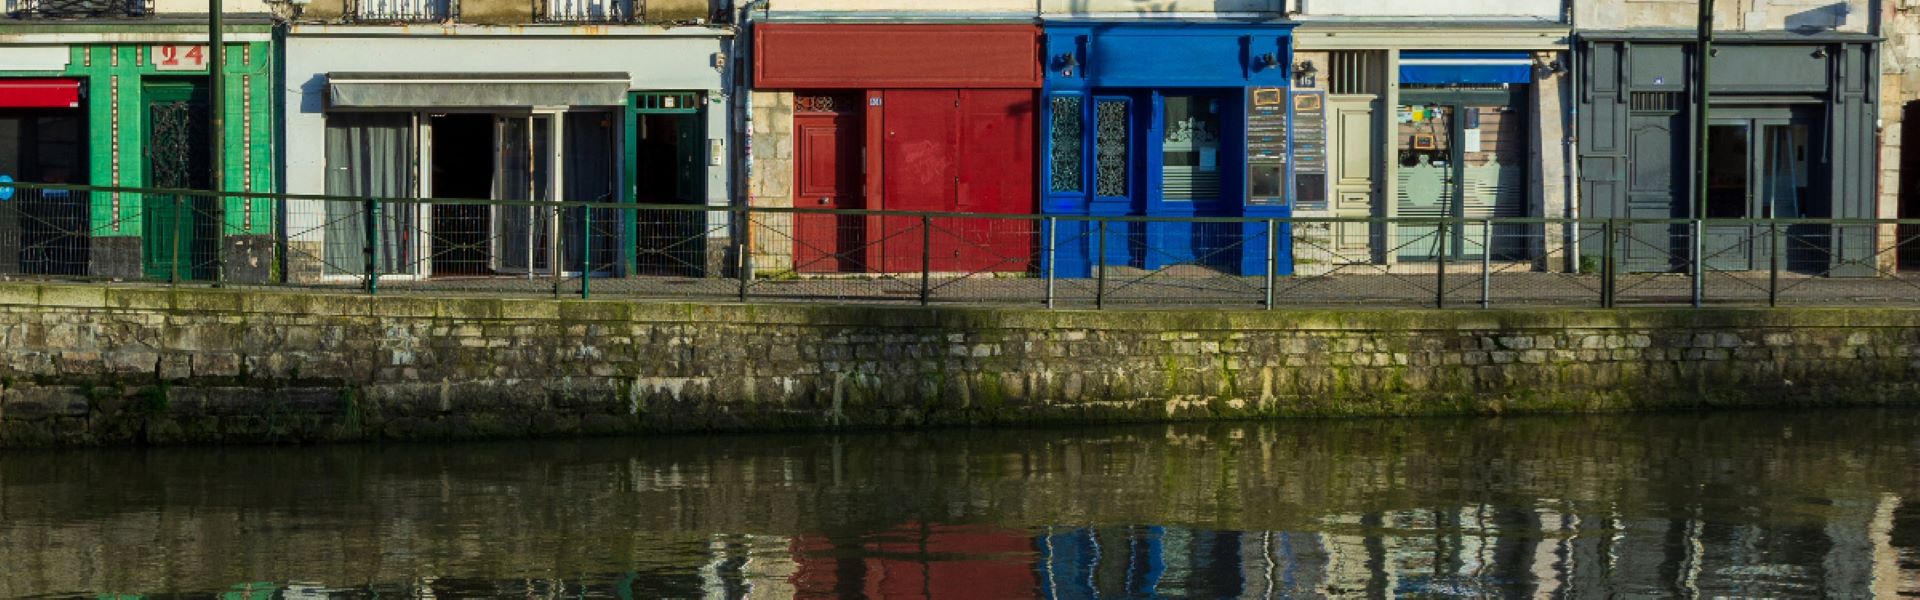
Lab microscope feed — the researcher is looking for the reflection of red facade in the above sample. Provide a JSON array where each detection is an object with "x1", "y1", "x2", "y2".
[
  {"x1": 788, "y1": 523, "x2": 1038, "y2": 599},
  {"x1": 758, "y1": 24, "x2": 1039, "y2": 274}
]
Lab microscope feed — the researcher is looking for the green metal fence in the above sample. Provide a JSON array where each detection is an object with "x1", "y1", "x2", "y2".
[{"x1": 2, "y1": 180, "x2": 1917, "y2": 309}]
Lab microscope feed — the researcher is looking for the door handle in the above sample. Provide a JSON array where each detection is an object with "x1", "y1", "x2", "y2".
[{"x1": 818, "y1": 197, "x2": 830, "y2": 205}]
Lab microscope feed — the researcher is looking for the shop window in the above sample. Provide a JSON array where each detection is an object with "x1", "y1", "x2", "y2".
[
  {"x1": 1094, "y1": 99, "x2": 1129, "y2": 197},
  {"x1": 1048, "y1": 95, "x2": 1084, "y2": 194},
  {"x1": 1161, "y1": 95, "x2": 1222, "y2": 202}
]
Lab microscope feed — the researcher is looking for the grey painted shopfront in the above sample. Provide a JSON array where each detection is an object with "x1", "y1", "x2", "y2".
[{"x1": 1576, "y1": 32, "x2": 1879, "y2": 275}]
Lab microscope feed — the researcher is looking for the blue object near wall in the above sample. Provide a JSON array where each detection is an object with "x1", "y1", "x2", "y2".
[{"x1": 1040, "y1": 20, "x2": 1296, "y2": 279}]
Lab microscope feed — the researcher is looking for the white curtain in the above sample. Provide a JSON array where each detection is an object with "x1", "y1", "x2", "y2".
[{"x1": 324, "y1": 113, "x2": 415, "y2": 275}]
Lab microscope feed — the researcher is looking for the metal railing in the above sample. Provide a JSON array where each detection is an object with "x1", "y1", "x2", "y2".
[
  {"x1": 346, "y1": 0, "x2": 453, "y2": 23},
  {"x1": 533, "y1": 0, "x2": 633, "y2": 22},
  {"x1": 5, "y1": 181, "x2": 1920, "y2": 310},
  {"x1": 5, "y1": 0, "x2": 149, "y2": 18}
]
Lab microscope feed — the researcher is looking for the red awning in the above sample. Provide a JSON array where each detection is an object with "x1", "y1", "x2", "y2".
[{"x1": 0, "y1": 78, "x2": 83, "y2": 109}]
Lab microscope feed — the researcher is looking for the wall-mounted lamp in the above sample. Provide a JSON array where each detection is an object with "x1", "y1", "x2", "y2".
[
  {"x1": 1294, "y1": 60, "x2": 1317, "y2": 88},
  {"x1": 1812, "y1": 47, "x2": 1829, "y2": 58},
  {"x1": 1054, "y1": 52, "x2": 1079, "y2": 77},
  {"x1": 1535, "y1": 59, "x2": 1565, "y2": 76},
  {"x1": 1256, "y1": 53, "x2": 1281, "y2": 70}
]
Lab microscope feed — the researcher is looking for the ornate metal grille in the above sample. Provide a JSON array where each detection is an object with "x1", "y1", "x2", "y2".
[
  {"x1": 147, "y1": 101, "x2": 196, "y2": 189},
  {"x1": 1094, "y1": 99, "x2": 1129, "y2": 197},
  {"x1": 347, "y1": 0, "x2": 452, "y2": 23},
  {"x1": 7, "y1": 0, "x2": 150, "y2": 18},
  {"x1": 1048, "y1": 96, "x2": 1084, "y2": 194},
  {"x1": 794, "y1": 94, "x2": 854, "y2": 114}
]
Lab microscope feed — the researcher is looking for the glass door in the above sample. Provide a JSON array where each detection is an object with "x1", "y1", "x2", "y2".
[
  {"x1": 1703, "y1": 109, "x2": 1820, "y2": 273},
  {"x1": 1394, "y1": 103, "x2": 1455, "y2": 261},
  {"x1": 1395, "y1": 97, "x2": 1530, "y2": 263},
  {"x1": 1701, "y1": 120, "x2": 1755, "y2": 272},
  {"x1": 491, "y1": 114, "x2": 556, "y2": 275}
]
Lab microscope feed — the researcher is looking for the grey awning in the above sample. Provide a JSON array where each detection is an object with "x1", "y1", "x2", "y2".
[{"x1": 327, "y1": 72, "x2": 629, "y2": 109}]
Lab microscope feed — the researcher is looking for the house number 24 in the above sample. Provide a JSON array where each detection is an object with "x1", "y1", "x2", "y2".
[{"x1": 151, "y1": 45, "x2": 208, "y2": 71}]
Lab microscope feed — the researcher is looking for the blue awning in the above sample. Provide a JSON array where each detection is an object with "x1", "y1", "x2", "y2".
[{"x1": 1399, "y1": 51, "x2": 1534, "y2": 85}]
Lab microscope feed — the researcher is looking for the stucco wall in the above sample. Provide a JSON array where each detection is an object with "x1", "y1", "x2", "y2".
[
  {"x1": 1577, "y1": 0, "x2": 1871, "y2": 33},
  {"x1": 1879, "y1": 4, "x2": 1920, "y2": 231},
  {"x1": 151, "y1": 0, "x2": 275, "y2": 14}
]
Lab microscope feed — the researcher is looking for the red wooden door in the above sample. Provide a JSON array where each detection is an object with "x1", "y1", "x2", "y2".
[
  {"x1": 793, "y1": 113, "x2": 863, "y2": 273},
  {"x1": 881, "y1": 90, "x2": 960, "y2": 272},
  {"x1": 957, "y1": 90, "x2": 1036, "y2": 273}
]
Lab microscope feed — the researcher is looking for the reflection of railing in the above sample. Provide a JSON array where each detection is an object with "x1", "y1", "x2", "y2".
[
  {"x1": 5, "y1": 181, "x2": 1920, "y2": 310},
  {"x1": 6, "y1": 0, "x2": 150, "y2": 18},
  {"x1": 534, "y1": 0, "x2": 633, "y2": 23},
  {"x1": 346, "y1": 0, "x2": 453, "y2": 23}
]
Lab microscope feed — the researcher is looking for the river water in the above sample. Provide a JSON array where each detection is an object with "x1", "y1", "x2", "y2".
[{"x1": 2, "y1": 409, "x2": 1917, "y2": 598}]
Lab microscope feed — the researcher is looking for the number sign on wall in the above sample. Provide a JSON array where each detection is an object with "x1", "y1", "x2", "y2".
[{"x1": 151, "y1": 46, "x2": 208, "y2": 72}]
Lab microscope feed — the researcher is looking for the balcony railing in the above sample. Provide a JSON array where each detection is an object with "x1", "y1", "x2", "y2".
[
  {"x1": 535, "y1": 0, "x2": 633, "y2": 23},
  {"x1": 6, "y1": 0, "x2": 150, "y2": 18},
  {"x1": 347, "y1": 0, "x2": 454, "y2": 23}
]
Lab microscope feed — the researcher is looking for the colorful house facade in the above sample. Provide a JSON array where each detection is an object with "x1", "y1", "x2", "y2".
[
  {"x1": 747, "y1": 3, "x2": 1043, "y2": 275},
  {"x1": 0, "y1": 1, "x2": 277, "y2": 281},
  {"x1": 280, "y1": 0, "x2": 734, "y2": 282}
]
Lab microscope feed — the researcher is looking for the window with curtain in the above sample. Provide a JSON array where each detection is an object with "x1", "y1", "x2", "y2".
[{"x1": 324, "y1": 113, "x2": 416, "y2": 276}]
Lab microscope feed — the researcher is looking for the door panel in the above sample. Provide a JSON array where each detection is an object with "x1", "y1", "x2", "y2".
[
  {"x1": 881, "y1": 90, "x2": 960, "y2": 272},
  {"x1": 1328, "y1": 97, "x2": 1377, "y2": 263},
  {"x1": 1623, "y1": 112, "x2": 1686, "y2": 273},
  {"x1": 955, "y1": 89, "x2": 1035, "y2": 273},
  {"x1": 793, "y1": 113, "x2": 863, "y2": 273},
  {"x1": 141, "y1": 80, "x2": 213, "y2": 281}
]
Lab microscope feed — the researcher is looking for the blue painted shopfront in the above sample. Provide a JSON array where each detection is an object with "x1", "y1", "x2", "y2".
[{"x1": 1041, "y1": 21, "x2": 1295, "y2": 278}]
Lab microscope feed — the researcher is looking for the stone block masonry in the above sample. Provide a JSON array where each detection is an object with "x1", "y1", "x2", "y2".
[{"x1": 2, "y1": 283, "x2": 1919, "y2": 446}]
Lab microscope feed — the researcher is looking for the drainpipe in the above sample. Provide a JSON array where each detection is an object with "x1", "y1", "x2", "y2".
[
  {"x1": 1565, "y1": 0, "x2": 1580, "y2": 271},
  {"x1": 735, "y1": 0, "x2": 768, "y2": 280}
]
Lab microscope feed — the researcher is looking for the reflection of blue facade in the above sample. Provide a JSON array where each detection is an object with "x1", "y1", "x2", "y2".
[
  {"x1": 1036, "y1": 526, "x2": 1165, "y2": 598},
  {"x1": 1040, "y1": 21, "x2": 1296, "y2": 278}
]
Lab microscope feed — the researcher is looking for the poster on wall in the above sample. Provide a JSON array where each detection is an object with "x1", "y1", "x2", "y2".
[{"x1": 1290, "y1": 90, "x2": 1329, "y2": 212}]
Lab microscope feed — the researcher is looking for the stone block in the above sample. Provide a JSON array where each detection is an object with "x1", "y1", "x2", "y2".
[{"x1": 3, "y1": 386, "x2": 90, "y2": 420}]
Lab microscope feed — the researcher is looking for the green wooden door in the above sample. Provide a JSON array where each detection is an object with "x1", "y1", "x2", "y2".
[{"x1": 141, "y1": 79, "x2": 212, "y2": 281}]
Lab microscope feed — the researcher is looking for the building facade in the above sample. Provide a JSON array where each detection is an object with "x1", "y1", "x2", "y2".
[
  {"x1": 282, "y1": 0, "x2": 734, "y2": 282},
  {"x1": 1288, "y1": 0, "x2": 1572, "y2": 273},
  {"x1": 0, "y1": 0, "x2": 278, "y2": 281},
  {"x1": 1575, "y1": 0, "x2": 1880, "y2": 275}
]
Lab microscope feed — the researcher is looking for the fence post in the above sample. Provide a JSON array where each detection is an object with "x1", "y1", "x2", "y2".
[
  {"x1": 580, "y1": 204, "x2": 592, "y2": 300},
  {"x1": 737, "y1": 206, "x2": 750, "y2": 302},
  {"x1": 364, "y1": 198, "x2": 379, "y2": 295},
  {"x1": 1768, "y1": 219, "x2": 1781, "y2": 307},
  {"x1": 1480, "y1": 218, "x2": 1492, "y2": 309},
  {"x1": 1602, "y1": 219, "x2": 1616, "y2": 308},
  {"x1": 1691, "y1": 218, "x2": 1704, "y2": 308},
  {"x1": 215, "y1": 193, "x2": 227, "y2": 288},
  {"x1": 1264, "y1": 218, "x2": 1278, "y2": 310},
  {"x1": 1435, "y1": 218, "x2": 1449, "y2": 308},
  {"x1": 919, "y1": 214, "x2": 932, "y2": 306},
  {"x1": 170, "y1": 194, "x2": 183, "y2": 286},
  {"x1": 1095, "y1": 220, "x2": 1108, "y2": 310},
  {"x1": 1044, "y1": 216, "x2": 1057, "y2": 309}
]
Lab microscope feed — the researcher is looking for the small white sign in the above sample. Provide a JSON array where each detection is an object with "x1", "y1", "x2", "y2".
[{"x1": 151, "y1": 45, "x2": 208, "y2": 71}]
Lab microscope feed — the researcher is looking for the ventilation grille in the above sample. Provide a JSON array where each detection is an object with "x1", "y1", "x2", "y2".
[
  {"x1": 1330, "y1": 51, "x2": 1385, "y2": 95},
  {"x1": 1632, "y1": 92, "x2": 1683, "y2": 113}
]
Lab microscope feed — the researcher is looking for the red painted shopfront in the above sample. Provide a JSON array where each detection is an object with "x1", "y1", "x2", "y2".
[{"x1": 756, "y1": 24, "x2": 1040, "y2": 274}]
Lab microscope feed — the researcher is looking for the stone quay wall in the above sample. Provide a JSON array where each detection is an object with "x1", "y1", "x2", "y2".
[{"x1": 1, "y1": 283, "x2": 1918, "y2": 446}]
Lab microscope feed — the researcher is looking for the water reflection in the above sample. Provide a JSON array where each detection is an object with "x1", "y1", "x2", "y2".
[{"x1": 2, "y1": 409, "x2": 1918, "y2": 598}]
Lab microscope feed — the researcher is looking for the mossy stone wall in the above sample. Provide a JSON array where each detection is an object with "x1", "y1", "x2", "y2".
[{"x1": 1, "y1": 284, "x2": 1917, "y2": 446}]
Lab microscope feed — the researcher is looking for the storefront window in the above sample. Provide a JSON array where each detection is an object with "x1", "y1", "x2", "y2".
[
  {"x1": 1161, "y1": 95, "x2": 1221, "y2": 201},
  {"x1": 1049, "y1": 95, "x2": 1083, "y2": 194},
  {"x1": 1095, "y1": 99, "x2": 1129, "y2": 197}
]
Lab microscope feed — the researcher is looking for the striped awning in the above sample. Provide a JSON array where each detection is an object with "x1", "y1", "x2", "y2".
[{"x1": 1399, "y1": 52, "x2": 1534, "y2": 85}]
